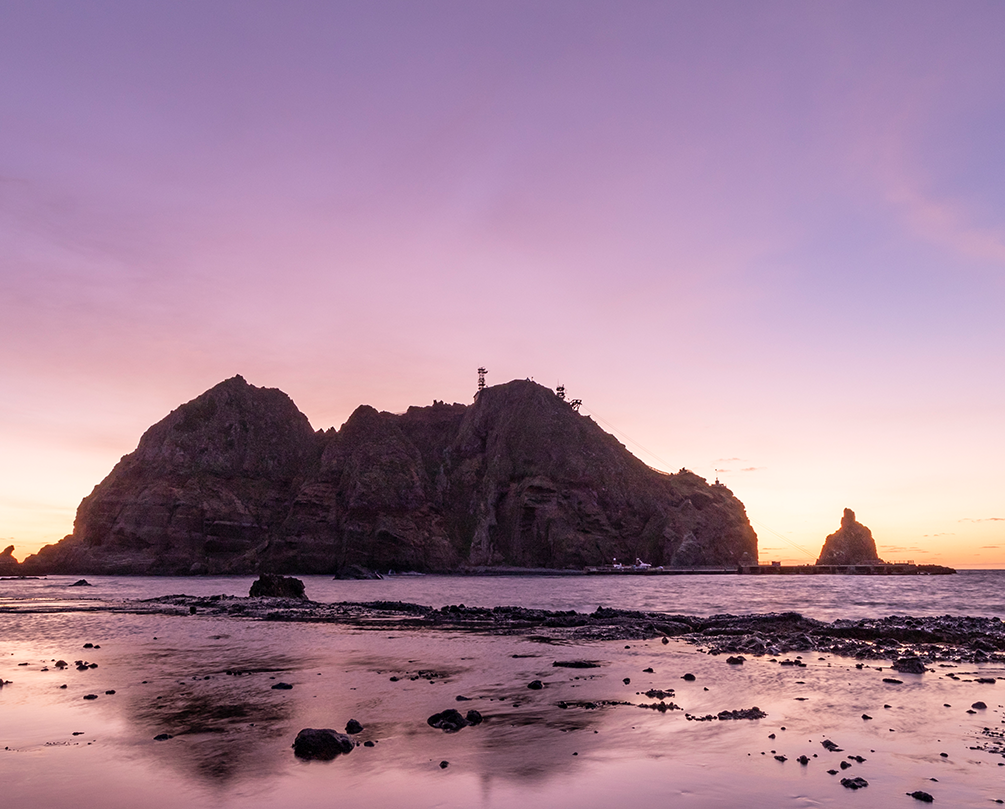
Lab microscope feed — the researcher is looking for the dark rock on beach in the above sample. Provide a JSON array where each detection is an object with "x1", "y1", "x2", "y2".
[
  {"x1": 893, "y1": 656, "x2": 926, "y2": 674},
  {"x1": 841, "y1": 777, "x2": 869, "y2": 789},
  {"x1": 19, "y1": 376, "x2": 757, "y2": 575},
  {"x1": 345, "y1": 719, "x2": 363, "y2": 734},
  {"x1": 292, "y1": 728, "x2": 354, "y2": 760},
  {"x1": 427, "y1": 709, "x2": 482, "y2": 733},
  {"x1": 907, "y1": 791, "x2": 934, "y2": 803},
  {"x1": 716, "y1": 707, "x2": 766, "y2": 720}
]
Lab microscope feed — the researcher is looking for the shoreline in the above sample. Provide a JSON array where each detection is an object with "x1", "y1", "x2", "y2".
[
  {"x1": 6, "y1": 592, "x2": 1003, "y2": 666},
  {"x1": 3, "y1": 593, "x2": 1005, "y2": 807}
]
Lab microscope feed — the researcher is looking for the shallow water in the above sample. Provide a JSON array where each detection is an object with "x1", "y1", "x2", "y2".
[{"x1": 3, "y1": 573, "x2": 1005, "y2": 807}]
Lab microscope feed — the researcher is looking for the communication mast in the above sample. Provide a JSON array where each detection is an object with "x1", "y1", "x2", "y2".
[
  {"x1": 477, "y1": 367, "x2": 488, "y2": 392},
  {"x1": 556, "y1": 381, "x2": 582, "y2": 411}
]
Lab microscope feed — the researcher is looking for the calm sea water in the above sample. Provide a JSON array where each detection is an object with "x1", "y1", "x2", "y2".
[{"x1": 2, "y1": 570, "x2": 1002, "y2": 621}]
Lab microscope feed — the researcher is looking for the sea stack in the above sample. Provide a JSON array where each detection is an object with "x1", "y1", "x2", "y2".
[{"x1": 816, "y1": 509, "x2": 884, "y2": 565}]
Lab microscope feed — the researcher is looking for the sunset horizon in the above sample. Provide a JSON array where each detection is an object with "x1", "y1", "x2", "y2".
[{"x1": 2, "y1": 2, "x2": 1003, "y2": 568}]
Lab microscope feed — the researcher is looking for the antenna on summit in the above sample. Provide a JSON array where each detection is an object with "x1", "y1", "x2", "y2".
[
  {"x1": 477, "y1": 367, "x2": 488, "y2": 394},
  {"x1": 554, "y1": 381, "x2": 582, "y2": 411}
]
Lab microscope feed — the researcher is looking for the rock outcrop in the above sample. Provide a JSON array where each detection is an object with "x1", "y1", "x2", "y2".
[
  {"x1": 815, "y1": 509, "x2": 884, "y2": 565},
  {"x1": 0, "y1": 545, "x2": 20, "y2": 575},
  {"x1": 21, "y1": 377, "x2": 758, "y2": 575},
  {"x1": 249, "y1": 574, "x2": 307, "y2": 599}
]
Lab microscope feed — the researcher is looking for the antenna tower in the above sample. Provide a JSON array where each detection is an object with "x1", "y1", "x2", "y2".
[
  {"x1": 556, "y1": 384, "x2": 566, "y2": 400},
  {"x1": 477, "y1": 367, "x2": 488, "y2": 392}
]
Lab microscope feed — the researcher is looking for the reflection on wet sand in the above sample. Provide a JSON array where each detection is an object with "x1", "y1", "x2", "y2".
[
  {"x1": 106, "y1": 642, "x2": 313, "y2": 787},
  {"x1": 5, "y1": 610, "x2": 1005, "y2": 808}
]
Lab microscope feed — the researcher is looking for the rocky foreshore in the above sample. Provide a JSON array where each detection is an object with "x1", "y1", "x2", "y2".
[{"x1": 44, "y1": 594, "x2": 1005, "y2": 666}]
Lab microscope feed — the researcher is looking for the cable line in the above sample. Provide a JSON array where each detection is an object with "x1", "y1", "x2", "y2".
[
  {"x1": 749, "y1": 519, "x2": 816, "y2": 560},
  {"x1": 579, "y1": 400, "x2": 814, "y2": 561},
  {"x1": 578, "y1": 405, "x2": 676, "y2": 473}
]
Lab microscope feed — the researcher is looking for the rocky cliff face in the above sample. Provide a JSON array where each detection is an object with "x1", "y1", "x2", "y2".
[
  {"x1": 22, "y1": 378, "x2": 758, "y2": 575},
  {"x1": 815, "y1": 509, "x2": 884, "y2": 565}
]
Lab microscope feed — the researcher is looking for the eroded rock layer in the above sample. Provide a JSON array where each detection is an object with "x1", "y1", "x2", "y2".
[{"x1": 22, "y1": 376, "x2": 757, "y2": 575}]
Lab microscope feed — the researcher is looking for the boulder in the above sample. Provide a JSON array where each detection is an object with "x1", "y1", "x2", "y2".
[
  {"x1": 892, "y1": 657, "x2": 926, "y2": 674},
  {"x1": 427, "y1": 709, "x2": 482, "y2": 733},
  {"x1": 292, "y1": 728, "x2": 354, "y2": 760},
  {"x1": 250, "y1": 574, "x2": 306, "y2": 599}
]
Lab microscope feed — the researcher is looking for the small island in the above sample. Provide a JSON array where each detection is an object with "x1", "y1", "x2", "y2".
[{"x1": 739, "y1": 509, "x2": 956, "y2": 575}]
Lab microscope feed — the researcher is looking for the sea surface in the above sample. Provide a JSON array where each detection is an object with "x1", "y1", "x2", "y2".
[{"x1": 2, "y1": 569, "x2": 1003, "y2": 621}]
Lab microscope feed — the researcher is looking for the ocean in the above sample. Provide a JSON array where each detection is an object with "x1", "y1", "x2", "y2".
[{"x1": 2, "y1": 569, "x2": 1003, "y2": 621}]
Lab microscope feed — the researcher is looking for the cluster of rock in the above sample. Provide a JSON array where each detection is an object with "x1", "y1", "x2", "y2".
[{"x1": 19, "y1": 376, "x2": 757, "y2": 575}]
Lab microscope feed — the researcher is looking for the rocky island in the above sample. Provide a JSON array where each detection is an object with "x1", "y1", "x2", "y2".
[{"x1": 20, "y1": 376, "x2": 757, "y2": 575}]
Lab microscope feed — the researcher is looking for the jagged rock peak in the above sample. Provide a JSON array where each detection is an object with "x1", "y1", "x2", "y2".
[
  {"x1": 815, "y1": 508, "x2": 884, "y2": 565},
  {"x1": 131, "y1": 375, "x2": 318, "y2": 480}
]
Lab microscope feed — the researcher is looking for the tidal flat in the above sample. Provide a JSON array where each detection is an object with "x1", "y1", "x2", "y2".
[{"x1": 3, "y1": 587, "x2": 1005, "y2": 808}]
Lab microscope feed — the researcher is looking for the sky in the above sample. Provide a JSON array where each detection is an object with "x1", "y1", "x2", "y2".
[{"x1": 1, "y1": 1, "x2": 1003, "y2": 566}]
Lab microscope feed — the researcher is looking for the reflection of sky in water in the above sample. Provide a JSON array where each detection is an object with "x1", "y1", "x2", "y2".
[
  {"x1": 3, "y1": 607, "x2": 1005, "y2": 808},
  {"x1": 3, "y1": 570, "x2": 1005, "y2": 621}
]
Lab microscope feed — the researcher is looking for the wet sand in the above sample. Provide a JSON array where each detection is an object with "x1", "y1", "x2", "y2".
[{"x1": 3, "y1": 599, "x2": 1005, "y2": 808}]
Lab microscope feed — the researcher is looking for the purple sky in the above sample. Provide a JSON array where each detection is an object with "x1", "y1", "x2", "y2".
[{"x1": 2, "y1": 1, "x2": 1003, "y2": 564}]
